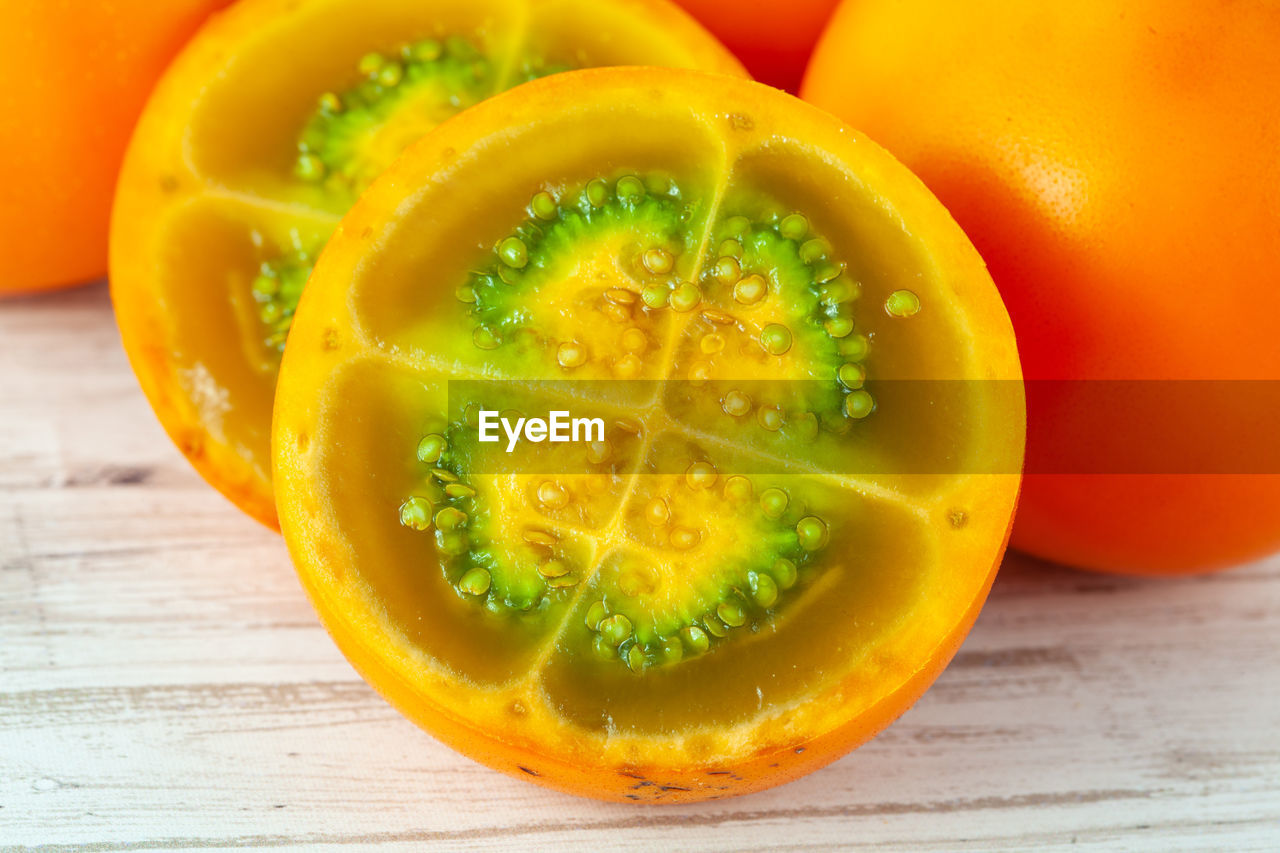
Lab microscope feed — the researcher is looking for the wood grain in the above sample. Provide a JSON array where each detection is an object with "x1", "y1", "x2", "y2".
[{"x1": 2, "y1": 284, "x2": 1278, "y2": 851}]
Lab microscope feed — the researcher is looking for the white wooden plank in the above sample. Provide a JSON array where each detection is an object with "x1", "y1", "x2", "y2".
[{"x1": 1, "y1": 283, "x2": 1277, "y2": 850}]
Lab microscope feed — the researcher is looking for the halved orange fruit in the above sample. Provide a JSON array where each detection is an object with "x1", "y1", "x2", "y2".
[
  {"x1": 110, "y1": 0, "x2": 745, "y2": 527},
  {"x1": 273, "y1": 68, "x2": 1025, "y2": 802}
]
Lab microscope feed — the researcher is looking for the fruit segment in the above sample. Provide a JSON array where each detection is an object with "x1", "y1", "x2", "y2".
[
  {"x1": 659, "y1": 150, "x2": 1023, "y2": 496},
  {"x1": 135, "y1": 196, "x2": 340, "y2": 507},
  {"x1": 539, "y1": 476, "x2": 932, "y2": 735},
  {"x1": 295, "y1": 359, "x2": 602, "y2": 685}
]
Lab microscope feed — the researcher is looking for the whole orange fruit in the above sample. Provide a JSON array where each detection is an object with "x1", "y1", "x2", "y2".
[
  {"x1": 0, "y1": 0, "x2": 232, "y2": 293},
  {"x1": 803, "y1": 0, "x2": 1280, "y2": 574},
  {"x1": 673, "y1": 0, "x2": 839, "y2": 91}
]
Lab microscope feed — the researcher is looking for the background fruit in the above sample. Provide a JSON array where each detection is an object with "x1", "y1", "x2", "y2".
[
  {"x1": 803, "y1": 0, "x2": 1280, "y2": 574},
  {"x1": 674, "y1": 0, "x2": 839, "y2": 91},
  {"x1": 110, "y1": 0, "x2": 745, "y2": 528},
  {"x1": 0, "y1": 0, "x2": 232, "y2": 293}
]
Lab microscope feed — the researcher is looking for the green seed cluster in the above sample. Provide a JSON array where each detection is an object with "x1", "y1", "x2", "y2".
[
  {"x1": 584, "y1": 482, "x2": 830, "y2": 673},
  {"x1": 399, "y1": 429, "x2": 580, "y2": 612},
  {"x1": 701, "y1": 209, "x2": 876, "y2": 426},
  {"x1": 254, "y1": 35, "x2": 500, "y2": 354},
  {"x1": 461, "y1": 174, "x2": 694, "y2": 351},
  {"x1": 251, "y1": 251, "x2": 315, "y2": 353},
  {"x1": 293, "y1": 35, "x2": 494, "y2": 196}
]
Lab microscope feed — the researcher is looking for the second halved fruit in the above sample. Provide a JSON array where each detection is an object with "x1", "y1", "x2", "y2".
[{"x1": 110, "y1": 0, "x2": 745, "y2": 526}]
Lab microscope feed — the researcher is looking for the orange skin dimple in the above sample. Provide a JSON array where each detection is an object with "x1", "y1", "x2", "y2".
[
  {"x1": 804, "y1": 0, "x2": 1280, "y2": 574},
  {"x1": 0, "y1": 0, "x2": 233, "y2": 293}
]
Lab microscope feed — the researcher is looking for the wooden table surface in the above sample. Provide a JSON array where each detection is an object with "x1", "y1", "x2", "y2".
[{"x1": 2, "y1": 283, "x2": 1278, "y2": 852}]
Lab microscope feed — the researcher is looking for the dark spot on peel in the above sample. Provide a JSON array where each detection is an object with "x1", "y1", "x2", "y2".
[
  {"x1": 517, "y1": 765, "x2": 539, "y2": 776},
  {"x1": 180, "y1": 432, "x2": 205, "y2": 459}
]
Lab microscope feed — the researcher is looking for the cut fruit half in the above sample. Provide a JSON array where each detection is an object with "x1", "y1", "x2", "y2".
[
  {"x1": 110, "y1": 0, "x2": 746, "y2": 527},
  {"x1": 274, "y1": 68, "x2": 1025, "y2": 802}
]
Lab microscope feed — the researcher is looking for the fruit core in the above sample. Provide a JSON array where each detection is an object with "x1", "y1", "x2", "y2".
[{"x1": 395, "y1": 172, "x2": 923, "y2": 672}]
